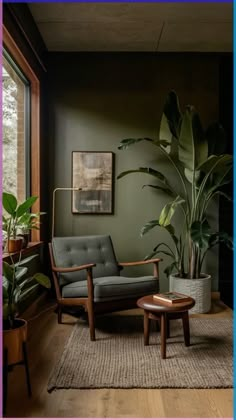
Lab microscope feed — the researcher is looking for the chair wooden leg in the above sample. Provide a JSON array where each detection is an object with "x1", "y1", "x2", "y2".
[
  {"x1": 144, "y1": 310, "x2": 150, "y2": 345},
  {"x1": 87, "y1": 299, "x2": 95, "y2": 341},
  {"x1": 182, "y1": 311, "x2": 190, "y2": 346},
  {"x1": 57, "y1": 305, "x2": 62, "y2": 324}
]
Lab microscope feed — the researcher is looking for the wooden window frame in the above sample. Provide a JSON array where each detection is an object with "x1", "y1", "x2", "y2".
[{"x1": 3, "y1": 25, "x2": 40, "y2": 241}]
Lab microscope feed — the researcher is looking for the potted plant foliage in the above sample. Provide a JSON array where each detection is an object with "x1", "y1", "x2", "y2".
[
  {"x1": 3, "y1": 256, "x2": 51, "y2": 365},
  {"x1": 118, "y1": 91, "x2": 233, "y2": 313},
  {"x1": 2, "y1": 192, "x2": 45, "y2": 251}
]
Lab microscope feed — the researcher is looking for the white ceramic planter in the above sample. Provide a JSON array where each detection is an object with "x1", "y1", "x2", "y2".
[{"x1": 169, "y1": 273, "x2": 211, "y2": 314}]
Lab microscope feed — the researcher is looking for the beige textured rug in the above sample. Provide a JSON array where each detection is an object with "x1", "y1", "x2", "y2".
[{"x1": 48, "y1": 316, "x2": 232, "y2": 391}]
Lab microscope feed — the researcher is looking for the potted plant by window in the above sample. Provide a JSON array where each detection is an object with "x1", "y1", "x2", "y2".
[
  {"x1": 3, "y1": 257, "x2": 51, "y2": 365},
  {"x1": 118, "y1": 91, "x2": 233, "y2": 313},
  {"x1": 2, "y1": 192, "x2": 45, "y2": 252}
]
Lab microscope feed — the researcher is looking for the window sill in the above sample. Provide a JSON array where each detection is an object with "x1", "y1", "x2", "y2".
[{"x1": 3, "y1": 242, "x2": 43, "y2": 263}]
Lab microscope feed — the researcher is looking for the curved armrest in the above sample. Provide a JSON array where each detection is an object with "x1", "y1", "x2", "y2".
[
  {"x1": 52, "y1": 263, "x2": 96, "y2": 273},
  {"x1": 118, "y1": 258, "x2": 162, "y2": 267}
]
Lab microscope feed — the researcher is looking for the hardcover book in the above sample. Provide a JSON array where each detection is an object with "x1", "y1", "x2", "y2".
[{"x1": 153, "y1": 291, "x2": 190, "y2": 304}]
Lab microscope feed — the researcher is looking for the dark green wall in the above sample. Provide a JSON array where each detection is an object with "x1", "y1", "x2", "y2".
[{"x1": 48, "y1": 53, "x2": 220, "y2": 290}]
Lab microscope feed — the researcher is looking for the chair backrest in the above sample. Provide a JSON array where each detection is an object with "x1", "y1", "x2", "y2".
[{"x1": 51, "y1": 235, "x2": 120, "y2": 286}]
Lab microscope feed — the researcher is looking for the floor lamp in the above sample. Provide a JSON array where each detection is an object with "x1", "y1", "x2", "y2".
[{"x1": 51, "y1": 187, "x2": 80, "y2": 238}]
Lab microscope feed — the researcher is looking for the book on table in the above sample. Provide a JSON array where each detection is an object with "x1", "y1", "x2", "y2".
[{"x1": 153, "y1": 291, "x2": 190, "y2": 304}]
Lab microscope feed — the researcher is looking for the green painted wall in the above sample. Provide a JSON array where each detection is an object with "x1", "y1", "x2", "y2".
[{"x1": 48, "y1": 53, "x2": 220, "y2": 291}]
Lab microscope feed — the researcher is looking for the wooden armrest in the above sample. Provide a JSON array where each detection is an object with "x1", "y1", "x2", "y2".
[
  {"x1": 52, "y1": 263, "x2": 96, "y2": 273},
  {"x1": 118, "y1": 258, "x2": 162, "y2": 267}
]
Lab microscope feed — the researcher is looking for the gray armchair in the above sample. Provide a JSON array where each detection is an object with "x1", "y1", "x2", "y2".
[{"x1": 49, "y1": 235, "x2": 161, "y2": 341}]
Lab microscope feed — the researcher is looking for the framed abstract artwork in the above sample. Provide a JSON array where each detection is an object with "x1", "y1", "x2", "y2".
[{"x1": 72, "y1": 151, "x2": 114, "y2": 214}]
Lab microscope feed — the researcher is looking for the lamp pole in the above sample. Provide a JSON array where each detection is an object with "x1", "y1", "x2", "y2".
[{"x1": 52, "y1": 187, "x2": 80, "y2": 238}]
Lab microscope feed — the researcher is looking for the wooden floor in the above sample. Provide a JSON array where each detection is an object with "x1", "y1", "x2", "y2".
[{"x1": 6, "y1": 298, "x2": 233, "y2": 418}]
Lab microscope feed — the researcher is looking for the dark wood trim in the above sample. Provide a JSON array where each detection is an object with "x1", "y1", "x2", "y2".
[
  {"x1": 3, "y1": 4, "x2": 47, "y2": 74},
  {"x1": 3, "y1": 242, "x2": 43, "y2": 263},
  {"x1": 3, "y1": 26, "x2": 41, "y2": 242}
]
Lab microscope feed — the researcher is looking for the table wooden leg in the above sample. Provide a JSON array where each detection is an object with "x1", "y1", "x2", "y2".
[
  {"x1": 144, "y1": 310, "x2": 150, "y2": 345},
  {"x1": 182, "y1": 311, "x2": 190, "y2": 346},
  {"x1": 160, "y1": 312, "x2": 167, "y2": 359}
]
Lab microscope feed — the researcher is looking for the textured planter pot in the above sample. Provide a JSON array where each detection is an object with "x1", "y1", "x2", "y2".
[
  {"x1": 7, "y1": 237, "x2": 23, "y2": 253},
  {"x1": 169, "y1": 274, "x2": 211, "y2": 314},
  {"x1": 3, "y1": 319, "x2": 27, "y2": 365}
]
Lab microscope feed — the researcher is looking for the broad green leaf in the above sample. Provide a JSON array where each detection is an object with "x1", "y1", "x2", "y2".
[
  {"x1": 17, "y1": 284, "x2": 39, "y2": 302},
  {"x1": 190, "y1": 220, "x2": 211, "y2": 249},
  {"x1": 2, "y1": 192, "x2": 17, "y2": 216},
  {"x1": 16, "y1": 196, "x2": 38, "y2": 218},
  {"x1": 178, "y1": 107, "x2": 208, "y2": 179},
  {"x1": 206, "y1": 122, "x2": 226, "y2": 156},
  {"x1": 117, "y1": 167, "x2": 169, "y2": 186},
  {"x1": 15, "y1": 254, "x2": 38, "y2": 267},
  {"x1": 3, "y1": 283, "x2": 9, "y2": 301},
  {"x1": 197, "y1": 154, "x2": 232, "y2": 174},
  {"x1": 162, "y1": 91, "x2": 182, "y2": 139},
  {"x1": 209, "y1": 232, "x2": 233, "y2": 250},
  {"x1": 3, "y1": 261, "x2": 14, "y2": 282},
  {"x1": 159, "y1": 196, "x2": 185, "y2": 226},
  {"x1": 33, "y1": 273, "x2": 51, "y2": 288},
  {"x1": 118, "y1": 137, "x2": 169, "y2": 150},
  {"x1": 15, "y1": 267, "x2": 28, "y2": 281},
  {"x1": 142, "y1": 184, "x2": 175, "y2": 196},
  {"x1": 141, "y1": 220, "x2": 160, "y2": 236},
  {"x1": 164, "y1": 262, "x2": 178, "y2": 278}
]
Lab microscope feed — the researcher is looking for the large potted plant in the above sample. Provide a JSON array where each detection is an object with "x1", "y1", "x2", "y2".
[
  {"x1": 118, "y1": 91, "x2": 233, "y2": 313},
  {"x1": 3, "y1": 256, "x2": 51, "y2": 365},
  {"x1": 2, "y1": 192, "x2": 45, "y2": 251}
]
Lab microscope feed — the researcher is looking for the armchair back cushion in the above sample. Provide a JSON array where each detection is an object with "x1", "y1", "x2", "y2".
[{"x1": 52, "y1": 235, "x2": 120, "y2": 286}]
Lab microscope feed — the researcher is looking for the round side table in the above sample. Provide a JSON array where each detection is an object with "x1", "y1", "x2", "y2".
[{"x1": 137, "y1": 295, "x2": 195, "y2": 359}]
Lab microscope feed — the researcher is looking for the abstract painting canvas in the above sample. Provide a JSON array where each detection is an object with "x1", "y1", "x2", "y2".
[{"x1": 72, "y1": 151, "x2": 114, "y2": 214}]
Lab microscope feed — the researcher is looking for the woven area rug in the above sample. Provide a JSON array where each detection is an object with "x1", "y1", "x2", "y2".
[{"x1": 48, "y1": 315, "x2": 232, "y2": 391}]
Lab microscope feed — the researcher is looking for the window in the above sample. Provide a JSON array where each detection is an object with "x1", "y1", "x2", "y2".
[
  {"x1": 3, "y1": 26, "x2": 41, "y2": 241},
  {"x1": 3, "y1": 51, "x2": 30, "y2": 202}
]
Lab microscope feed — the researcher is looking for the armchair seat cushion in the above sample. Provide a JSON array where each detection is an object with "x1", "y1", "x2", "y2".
[{"x1": 62, "y1": 276, "x2": 159, "y2": 302}]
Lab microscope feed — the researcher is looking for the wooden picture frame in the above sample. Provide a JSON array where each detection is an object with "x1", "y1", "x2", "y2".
[{"x1": 72, "y1": 151, "x2": 114, "y2": 214}]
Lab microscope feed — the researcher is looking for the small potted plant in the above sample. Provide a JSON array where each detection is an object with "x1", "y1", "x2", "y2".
[
  {"x1": 118, "y1": 91, "x2": 233, "y2": 313},
  {"x1": 2, "y1": 192, "x2": 44, "y2": 252},
  {"x1": 3, "y1": 256, "x2": 51, "y2": 365},
  {"x1": 17, "y1": 211, "x2": 45, "y2": 248}
]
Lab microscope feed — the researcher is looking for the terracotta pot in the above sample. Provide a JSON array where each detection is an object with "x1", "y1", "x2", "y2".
[
  {"x1": 3, "y1": 319, "x2": 27, "y2": 365},
  {"x1": 7, "y1": 237, "x2": 23, "y2": 253}
]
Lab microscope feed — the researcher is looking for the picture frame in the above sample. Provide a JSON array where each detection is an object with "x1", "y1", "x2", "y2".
[{"x1": 72, "y1": 151, "x2": 114, "y2": 214}]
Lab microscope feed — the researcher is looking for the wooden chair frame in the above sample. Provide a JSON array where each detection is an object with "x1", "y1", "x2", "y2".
[{"x1": 49, "y1": 243, "x2": 161, "y2": 341}]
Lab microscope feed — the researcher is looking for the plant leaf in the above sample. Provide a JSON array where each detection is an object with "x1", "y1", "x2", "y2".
[
  {"x1": 164, "y1": 262, "x2": 178, "y2": 277},
  {"x1": 3, "y1": 261, "x2": 14, "y2": 282},
  {"x1": 15, "y1": 255, "x2": 38, "y2": 267},
  {"x1": 16, "y1": 196, "x2": 38, "y2": 218},
  {"x1": 15, "y1": 267, "x2": 28, "y2": 281},
  {"x1": 190, "y1": 220, "x2": 212, "y2": 249},
  {"x1": 178, "y1": 107, "x2": 208, "y2": 182},
  {"x1": 209, "y1": 232, "x2": 233, "y2": 250},
  {"x1": 16, "y1": 284, "x2": 39, "y2": 302},
  {"x1": 117, "y1": 167, "x2": 169, "y2": 186},
  {"x1": 32, "y1": 273, "x2": 51, "y2": 288},
  {"x1": 2, "y1": 192, "x2": 17, "y2": 215},
  {"x1": 118, "y1": 137, "x2": 169, "y2": 150},
  {"x1": 141, "y1": 220, "x2": 160, "y2": 236},
  {"x1": 142, "y1": 184, "x2": 175, "y2": 196},
  {"x1": 206, "y1": 122, "x2": 226, "y2": 156},
  {"x1": 162, "y1": 90, "x2": 182, "y2": 139},
  {"x1": 159, "y1": 196, "x2": 185, "y2": 226}
]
